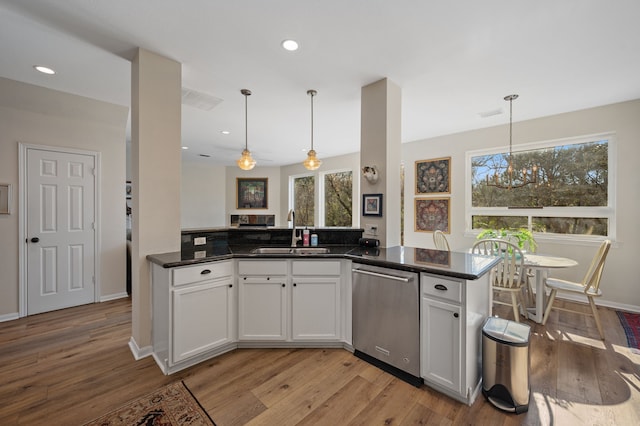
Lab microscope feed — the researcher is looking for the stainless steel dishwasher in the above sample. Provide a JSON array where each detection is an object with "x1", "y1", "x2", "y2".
[{"x1": 352, "y1": 263, "x2": 422, "y2": 386}]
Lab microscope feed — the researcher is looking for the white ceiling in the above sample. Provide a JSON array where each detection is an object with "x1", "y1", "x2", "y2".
[{"x1": 1, "y1": 0, "x2": 639, "y2": 166}]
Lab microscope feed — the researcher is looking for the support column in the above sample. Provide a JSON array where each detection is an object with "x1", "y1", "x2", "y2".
[
  {"x1": 130, "y1": 48, "x2": 181, "y2": 352},
  {"x1": 360, "y1": 78, "x2": 402, "y2": 247}
]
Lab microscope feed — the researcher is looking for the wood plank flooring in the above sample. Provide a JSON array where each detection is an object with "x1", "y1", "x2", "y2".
[{"x1": 1, "y1": 297, "x2": 639, "y2": 425}]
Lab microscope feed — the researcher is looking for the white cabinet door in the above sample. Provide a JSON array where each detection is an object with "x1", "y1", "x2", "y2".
[
  {"x1": 238, "y1": 277, "x2": 287, "y2": 340},
  {"x1": 421, "y1": 296, "x2": 462, "y2": 394},
  {"x1": 292, "y1": 277, "x2": 340, "y2": 340},
  {"x1": 172, "y1": 277, "x2": 233, "y2": 363}
]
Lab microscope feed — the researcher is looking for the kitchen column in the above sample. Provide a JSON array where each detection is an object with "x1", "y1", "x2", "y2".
[
  {"x1": 360, "y1": 78, "x2": 402, "y2": 247},
  {"x1": 130, "y1": 48, "x2": 182, "y2": 355}
]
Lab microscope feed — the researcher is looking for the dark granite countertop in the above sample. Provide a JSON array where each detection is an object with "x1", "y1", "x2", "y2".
[
  {"x1": 148, "y1": 244, "x2": 499, "y2": 280},
  {"x1": 346, "y1": 246, "x2": 500, "y2": 281}
]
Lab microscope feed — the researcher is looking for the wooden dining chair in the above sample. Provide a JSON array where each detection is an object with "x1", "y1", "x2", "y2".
[
  {"x1": 433, "y1": 230, "x2": 450, "y2": 251},
  {"x1": 472, "y1": 239, "x2": 527, "y2": 322},
  {"x1": 542, "y1": 240, "x2": 612, "y2": 340}
]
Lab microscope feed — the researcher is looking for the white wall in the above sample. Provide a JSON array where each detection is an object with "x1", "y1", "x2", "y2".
[
  {"x1": 181, "y1": 162, "x2": 226, "y2": 228},
  {"x1": 0, "y1": 77, "x2": 129, "y2": 318},
  {"x1": 403, "y1": 99, "x2": 640, "y2": 311}
]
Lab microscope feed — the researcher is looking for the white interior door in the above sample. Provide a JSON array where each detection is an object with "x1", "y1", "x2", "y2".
[{"x1": 26, "y1": 147, "x2": 96, "y2": 315}]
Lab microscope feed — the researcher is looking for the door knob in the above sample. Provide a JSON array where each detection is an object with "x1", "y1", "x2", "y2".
[{"x1": 30, "y1": 237, "x2": 40, "y2": 243}]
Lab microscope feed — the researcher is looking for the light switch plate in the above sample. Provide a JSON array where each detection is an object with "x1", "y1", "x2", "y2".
[
  {"x1": 194, "y1": 237, "x2": 206, "y2": 245},
  {"x1": 364, "y1": 224, "x2": 378, "y2": 236}
]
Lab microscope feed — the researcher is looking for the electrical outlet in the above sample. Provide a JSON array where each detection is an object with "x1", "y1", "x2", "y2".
[
  {"x1": 364, "y1": 224, "x2": 378, "y2": 236},
  {"x1": 194, "y1": 237, "x2": 206, "y2": 245}
]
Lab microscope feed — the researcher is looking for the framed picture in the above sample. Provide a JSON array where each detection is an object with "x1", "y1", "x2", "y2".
[
  {"x1": 0, "y1": 183, "x2": 11, "y2": 214},
  {"x1": 415, "y1": 157, "x2": 451, "y2": 194},
  {"x1": 126, "y1": 181, "x2": 132, "y2": 199},
  {"x1": 237, "y1": 178, "x2": 268, "y2": 209},
  {"x1": 414, "y1": 197, "x2": 450, "y2": 233},
  {"x1": 362, "y1": 193, "x2": 383, "y2": 217}
]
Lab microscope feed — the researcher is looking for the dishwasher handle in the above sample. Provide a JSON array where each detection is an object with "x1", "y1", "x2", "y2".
[{"x1": 352, "y1": 268, "x2": 412, "y2": 283}]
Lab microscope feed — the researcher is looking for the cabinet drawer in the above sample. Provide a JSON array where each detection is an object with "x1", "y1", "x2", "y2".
[
  {"x1": 238, "y1": 260, "x2": 287, "y2": 276},
  {"x1": 173, "y1": 261, "x2": 232, "y2": 286},
  {"x1": 292, "y1": 260, "x2": 341, "y2": 276},
  {"x1": 421, "y1": 273, "x2": 462, "y2": 303}
]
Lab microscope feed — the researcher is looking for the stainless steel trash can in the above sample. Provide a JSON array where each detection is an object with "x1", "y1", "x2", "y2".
[{"x1": 482, "y1": 317, "x2": 531, "y2": 414}]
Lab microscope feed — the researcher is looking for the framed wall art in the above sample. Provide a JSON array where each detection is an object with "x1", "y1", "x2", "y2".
[
  {"x1": 0, "y1": 183, "x2": 11, "y2": 214},
  {"x1": 414, "y1": 197, "x2": 450, "y2": 233},
  {"x1": 415, "y1": 157, "x2": 451, "y2": 194},
  {"x1": 237, "y1": 178, "x2": 268, "y2": 209},
  {"x1": 362, "y1": 193, "x2": 383, "y2": 217}
]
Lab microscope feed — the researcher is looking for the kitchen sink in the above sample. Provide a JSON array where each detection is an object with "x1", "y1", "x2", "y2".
[{"x1": 251, "y1": 247, "x2": 330, "y2": 255}]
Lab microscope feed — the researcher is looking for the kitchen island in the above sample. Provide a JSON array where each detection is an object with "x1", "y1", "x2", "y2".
[{"x1": 148, "y1": 240, "x2": 499, "y2": 405}]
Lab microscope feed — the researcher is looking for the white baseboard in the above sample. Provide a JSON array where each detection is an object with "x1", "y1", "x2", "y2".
[
  {"x1": 100, "y1": 292, "x2": 129, "y2": 302},
  {"x1": 553, "y1": 292, "x2": 640, "y2": 314},
  {"x1": 128, "y1": 336, "x2": 153, "y2": 360},
  {"x1": 0, "y1": 312, "x2": 20, "y2": 323}
]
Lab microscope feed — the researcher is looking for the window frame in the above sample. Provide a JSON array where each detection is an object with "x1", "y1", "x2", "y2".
[
  {"x1": 289, "y1": 172, "x2": 316, "y2": 227},
  {"x1": 319, "y1": 168, "x2": 354, "y2": 228},
  {"x1": 465, "y1": 132, "x2": 617, "y2": 244}
]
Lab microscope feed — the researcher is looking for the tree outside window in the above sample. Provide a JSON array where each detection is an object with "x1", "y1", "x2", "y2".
[
  {"x1": 324, "y1": 171, "x2": 353, "y2": 227},
  {"x1": 469, "y1": 136, "x2": 611, "y2": 237},
  {"x1": 293, "y1": 175, "x2": 314, "y2": 227}
]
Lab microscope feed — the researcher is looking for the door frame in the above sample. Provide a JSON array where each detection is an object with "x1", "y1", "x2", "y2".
[{"x1": 18, "y1": 143, "x2": 101, "y2": 317}]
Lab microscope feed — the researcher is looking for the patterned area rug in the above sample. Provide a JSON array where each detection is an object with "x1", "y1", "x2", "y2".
[
  {"x1": 83, "y1": 381, "x2": 216, "y2": 426},
  {"x1": 616, "y1": 311, "x2": 640, "y2": 354}
]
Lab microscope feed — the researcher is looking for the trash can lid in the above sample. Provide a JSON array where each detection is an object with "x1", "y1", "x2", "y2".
[{"x1": 482, "y1": 317, "x2": 531, "y2": 345}]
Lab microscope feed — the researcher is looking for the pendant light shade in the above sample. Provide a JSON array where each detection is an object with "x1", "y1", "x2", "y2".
[
  {"x1": 303, "y1": 89, "x2": 322, "y2": 170},
  {"x1": 237, "y1": 89, "x2": 256, "y2": 170}
]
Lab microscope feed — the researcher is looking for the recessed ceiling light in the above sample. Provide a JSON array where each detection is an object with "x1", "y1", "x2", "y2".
[
  {"x1": 281, "y1": 39, "x2": 299, "y2": 51},
  {"x1": 221, "y1": 130, "x2": 230, "y2": 135},
  {"x1": 181, "y1": 146, "x2": 189, "y2": 150},
  {"x1": 34, "y1": 65, "x2": 56, "y2": 75}
]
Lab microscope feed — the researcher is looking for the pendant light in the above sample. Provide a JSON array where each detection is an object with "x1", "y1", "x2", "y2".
[
  {"x1": 486, "y1": 94, "x2": 537, "y2": 189},
  {"x1": 237, "y1": 89, "x2": 256, "y2": 170},
  {"x1": 303, "y1": 89, "x2": 322, "y2": 170}
]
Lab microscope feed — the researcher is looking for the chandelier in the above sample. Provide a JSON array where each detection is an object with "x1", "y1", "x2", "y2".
[
  {"x1": 303, "y1": 89, "x2": 322, "y2": 170},
  {"x1": 486, "y1": 94, "x2": 537, "y2": 189},
  {"x1": 237, "y1": 89, "x2": 256, "y2": 170}
]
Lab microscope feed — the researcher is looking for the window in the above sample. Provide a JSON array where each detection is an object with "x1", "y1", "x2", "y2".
[
  {"x1": 289, "y1": 169, "x2": 354, "y2": 228},
  {"x1": 292, "y1": 175, "x2": 314, "y2": 226},
  {"x1": 322, "y1": 170, "x2": 353, "y2": 226},
  {"x1": 467, "y1": 133, "x2": 615, "y2": 240}
]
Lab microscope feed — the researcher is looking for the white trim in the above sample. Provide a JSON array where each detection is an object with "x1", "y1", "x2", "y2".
[
  {"x1": 100, "y1": 292, "x2": 129, "y2": 302},
  {"x1": 128, "y1": 336, "x2": 153, "y2": 360},
  {"x1": 18, "y1": 143, "x2": 101, "y2": 317},
  {"x1": 0, "y1": 312, "x2": 20, "y2": 323},
  {"x1": 553, "y1": 292, "x2": 640, "y2": 314}
]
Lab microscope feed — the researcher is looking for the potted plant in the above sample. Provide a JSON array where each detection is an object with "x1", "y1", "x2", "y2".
[{"x1": 476, "y1": 228, "x2": 537, "y2": 253}]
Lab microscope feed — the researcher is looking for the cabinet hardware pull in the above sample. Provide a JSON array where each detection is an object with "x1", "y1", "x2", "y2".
[
  {"x1": 453, "y1": 312, "x2": 459, "y2": 318},
  {"x1": 351, "y1": 268, "x2": 412, "y2": 282},
  {"x1": 267, "y1": 277, "x2": 270, "y2": 280},
  {"x1": 282, "y1": 283, "x2": 285, "y2": 287},
  {"x1": 200, "y1": 269, "x2": 212, "y2": 275},
  {"x1": 228, "y1": 284, "x2": 233, "y2": 288},
  {"x1": 30, "y1": 237, "x2": 40, "y2": 243},
  {"x1": 293, "y1": 283, "x2": 297, "y2": 287},
  {"x1": 434, "y1": 284, "x2": 448, "y2": 291}
]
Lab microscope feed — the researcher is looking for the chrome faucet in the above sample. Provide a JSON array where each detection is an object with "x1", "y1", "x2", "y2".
[{"x1": 288, "y1": 209, "x2": 301, "y2": 247}]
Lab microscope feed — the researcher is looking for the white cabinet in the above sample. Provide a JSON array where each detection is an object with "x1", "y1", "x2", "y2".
[
  {"x1": 151, "y1": 260, "x2": 235, "y2": 374},
  {"x1": 238, "y1": 260, "x2": 288, "y2": 341},
  {"x1": 172, "y1": 278, "x2": 233, "y2": 362},
  {"x1": 421, "y1": 296, "x2": 461, "y2": 393},
  {"x1": 420, "y1": 272, "x2": 490, "y2": 405},
  {"x1": 291, "y1": 260, "x2": 341, "y2": 340}
]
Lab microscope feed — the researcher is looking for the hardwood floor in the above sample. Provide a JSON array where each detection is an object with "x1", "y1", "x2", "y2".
[{"x1": 1, "y1": 298, "x2": 639, "y2": 425}]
